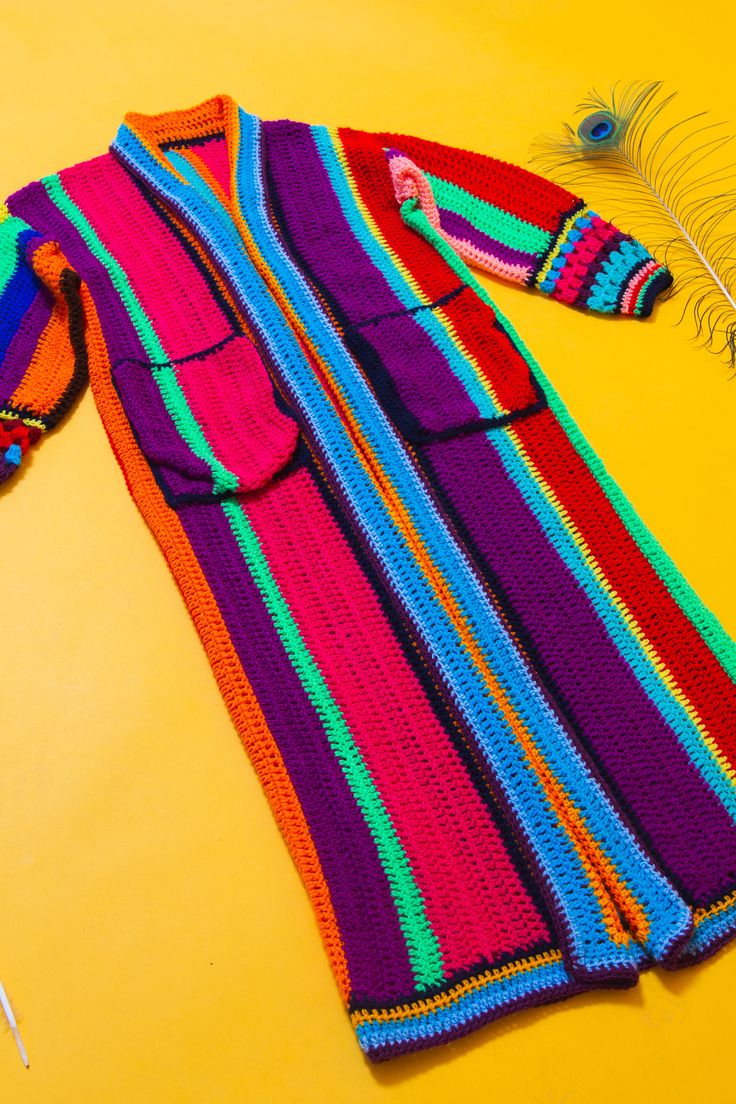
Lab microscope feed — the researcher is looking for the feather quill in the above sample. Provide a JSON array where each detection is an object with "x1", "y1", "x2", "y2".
[
  {"x1": 530, "y1": 80, "x2": 736, "y2": 370},
  {"x1": 0, "y1": 980, "x2": 29, "y2": 1068}
]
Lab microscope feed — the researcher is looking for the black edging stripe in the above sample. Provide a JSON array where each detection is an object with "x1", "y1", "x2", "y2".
[{"x1": 348, "y1": 283, "x2": 467, "y2": 329}]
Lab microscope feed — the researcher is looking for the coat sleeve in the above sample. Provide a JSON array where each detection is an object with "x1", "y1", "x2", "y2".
[
  {"x1": 0, "y1": 204, "x2": 88, "y2": 486},
  {"x1": 372, "y1": 129, "x2": 673, "y2": 317}
]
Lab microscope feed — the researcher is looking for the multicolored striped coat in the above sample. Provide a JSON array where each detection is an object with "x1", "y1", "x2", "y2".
[{"x1": 3, "y1": 94, "x2": 736, "y2": 1062}]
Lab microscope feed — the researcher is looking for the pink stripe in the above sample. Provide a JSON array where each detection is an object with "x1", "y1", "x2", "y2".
[
  {"x1": 244, "y1": 469, "x2": 551, "y2": 970},
  {"x1": 444, "y1": 236, "x2": 532, "y2": 284},
  {"x1": 60, "y1": 157, "x2": 232, "y2": 360}
]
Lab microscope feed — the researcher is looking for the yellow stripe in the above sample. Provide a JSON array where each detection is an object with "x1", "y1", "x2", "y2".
[{"x1": 351, "y1": 949, "x2": 564, "y2": 1026}]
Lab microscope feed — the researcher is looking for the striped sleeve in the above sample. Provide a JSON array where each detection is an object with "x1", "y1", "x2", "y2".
[
  {"x1": 373, "y1": 129, "x2": 673, "y2": 317},
  {"x1": 0, "y1": 203, "x2": 88, "y2": 485}
]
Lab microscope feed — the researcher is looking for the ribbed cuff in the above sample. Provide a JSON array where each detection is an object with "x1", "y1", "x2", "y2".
[
  {"x1": 536, "y1": 206, "x2": 673, "y2": 318},
  {"x1": 627, "y1": 263, "x2": 673, "y2": 318},
  {"x1": 0, "y1": 414, "x2": 42, "y2": 485}
]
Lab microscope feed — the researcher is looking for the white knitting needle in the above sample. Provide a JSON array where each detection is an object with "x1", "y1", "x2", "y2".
[{"x1": 0, "y1": 981, "x2": 29, "y2": 1068}]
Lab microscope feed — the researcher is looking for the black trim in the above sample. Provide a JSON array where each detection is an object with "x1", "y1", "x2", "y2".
[
  {"x1": 636, "y1": 266, "x2": 673, "y2": 318},
  {"x1": 348, "y1": 283, "x2": 467, "y2": 330},
  {"x1": 160, "y1": 130, "x2": 225, "y2": 152},
  {"x1": 113, "y1": 328, "x2": 242, "y2": 372}
]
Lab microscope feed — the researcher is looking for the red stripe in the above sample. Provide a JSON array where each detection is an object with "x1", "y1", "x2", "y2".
[
  {"x1": 515, "y1": 408, "x2": 736, "y2": 761},
  {"x1": 340, "y1": 127, "x2": 578, "y2": 233}
]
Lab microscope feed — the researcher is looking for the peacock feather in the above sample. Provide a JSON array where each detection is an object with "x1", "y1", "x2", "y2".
[{"x1": 530, "y1": 80, "x2": 736, "y2": 370}]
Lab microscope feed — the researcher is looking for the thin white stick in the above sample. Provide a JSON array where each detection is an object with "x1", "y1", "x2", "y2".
[{"x1": 0, "y1": 981, "x2": 30, "y2": 1069}]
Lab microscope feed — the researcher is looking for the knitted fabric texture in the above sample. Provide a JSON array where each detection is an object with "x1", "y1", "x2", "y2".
[{"x1": 3, "y1": 95, "x2": 735, "y2": 1063}]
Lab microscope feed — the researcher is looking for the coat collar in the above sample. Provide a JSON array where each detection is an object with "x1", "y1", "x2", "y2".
[{"x1": 111, "y1": 93, "x2": 244, "y2": 205}]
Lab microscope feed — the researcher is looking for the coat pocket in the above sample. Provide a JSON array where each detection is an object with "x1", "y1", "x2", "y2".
[
  {"x1": 343, "y1": 285, "x2": 547, "y2": 445},
  {"x1": 111, "y1": 332, "x2": 300, "y2": 506}
]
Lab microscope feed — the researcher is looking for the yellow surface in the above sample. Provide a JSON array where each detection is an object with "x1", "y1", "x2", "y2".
[{"x1": 1, "y1": 1, "x2": 735, "y2": 1100}]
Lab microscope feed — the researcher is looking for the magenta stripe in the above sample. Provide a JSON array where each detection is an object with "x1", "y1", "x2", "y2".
[
  {"x1": 177, "y1": 491, "x2": 418, "y2": 1003},
  {"x1": 244, "y1": 465, "x2": 552, "y2": 971},
  {"x1": 59, "y1": 158, "x2": 233, "y2": 360}
]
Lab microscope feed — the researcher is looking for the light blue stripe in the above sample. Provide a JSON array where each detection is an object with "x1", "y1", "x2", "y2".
[
  {"x1": 356, "y1": 958, "x2": 570, "y2": 1052},
  {"x1": 112, "y1": 116, "x2": 691, "y2": 973}
]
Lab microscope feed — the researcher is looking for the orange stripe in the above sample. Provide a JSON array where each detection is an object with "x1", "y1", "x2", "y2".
[
  {"x1": 79, "y1": 280, "x2": 351, "y2": 1002},
  {"x1": 10, "y1": 241, "x2": 75, "y2": 416}
]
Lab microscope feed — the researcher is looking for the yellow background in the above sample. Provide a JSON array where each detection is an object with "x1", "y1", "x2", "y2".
[{"x1": 1, "y1": 1, "x2": 735, "y2": 1100}]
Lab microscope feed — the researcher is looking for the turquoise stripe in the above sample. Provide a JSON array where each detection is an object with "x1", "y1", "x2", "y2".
[
  {"x1": 425, "y1": 172, "x2": 552, "y2": 257},
  {"x1": 112, "y1": 117, "x2": 691, "y2": 974}
]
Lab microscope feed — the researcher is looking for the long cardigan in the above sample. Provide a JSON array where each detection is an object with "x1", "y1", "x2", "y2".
[{"x1": 2, "y1": 94, "x2": 736, "y2": 1061}]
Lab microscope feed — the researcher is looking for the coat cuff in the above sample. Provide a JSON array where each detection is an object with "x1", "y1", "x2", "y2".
[
  {"x1": 0, "y1": 414, "x2": 42, "y2": 485},
  {"x1": 534, "y1": 206, "x2": 673, "y2": 317}
]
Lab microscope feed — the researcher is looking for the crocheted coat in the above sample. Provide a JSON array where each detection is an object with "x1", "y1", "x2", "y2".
[{"x1": 3, "y1": 94, "x2": 736, "y2": 1062}]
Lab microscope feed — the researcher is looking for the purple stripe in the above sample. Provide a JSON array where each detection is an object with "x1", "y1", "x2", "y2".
[
  {"x1": 264, "y1": 120, "x2": 406, "y2": 327},
  {"x1": 420, "y1": 429, "x2": 736, "y2": 906},
  {"x1": 437, "y1": 207, "x2": 537, "y2": 270},
  {"x1": 1, "y1": 289, "x2": 51, "y2": 401},
  {"x1": 177, "y1": 496, "x2": 416, "y2": 1003},
  {"x1": 111, "y1": 358, "x2": 216, "y2": 501}
]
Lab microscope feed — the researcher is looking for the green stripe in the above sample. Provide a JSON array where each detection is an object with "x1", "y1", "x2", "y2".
[
  {"x1": 43, "y1": 174, "x2": 239, "y2": 496},
  {"x1": 221, "y1": 496, "x2": 445, "y2": 989},
  {"x1": 426, "y1": 173, "x2": 551, "y2": 257}
]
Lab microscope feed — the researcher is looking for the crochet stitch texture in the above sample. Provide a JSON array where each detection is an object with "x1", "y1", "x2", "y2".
[{"x1": 2, "y1": 94, "x2": 735, "y2": 1062}]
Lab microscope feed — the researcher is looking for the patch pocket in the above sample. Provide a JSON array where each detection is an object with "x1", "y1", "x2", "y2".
[
  {"x1": 344, "y1": 285, "x2": 547, "y2": 445},
  {"x1": 111, "y1": 333, "x2": 301, "y2": 506}
]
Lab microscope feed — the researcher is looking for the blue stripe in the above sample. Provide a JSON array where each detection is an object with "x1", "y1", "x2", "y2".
[{"x1": 0, "y1": 227, "x2": 42, "y2": 365}]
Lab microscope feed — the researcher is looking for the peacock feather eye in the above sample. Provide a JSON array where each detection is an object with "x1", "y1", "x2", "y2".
[{"x1": 577, "y1": 111, "x2": 618, "y2": 144}]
